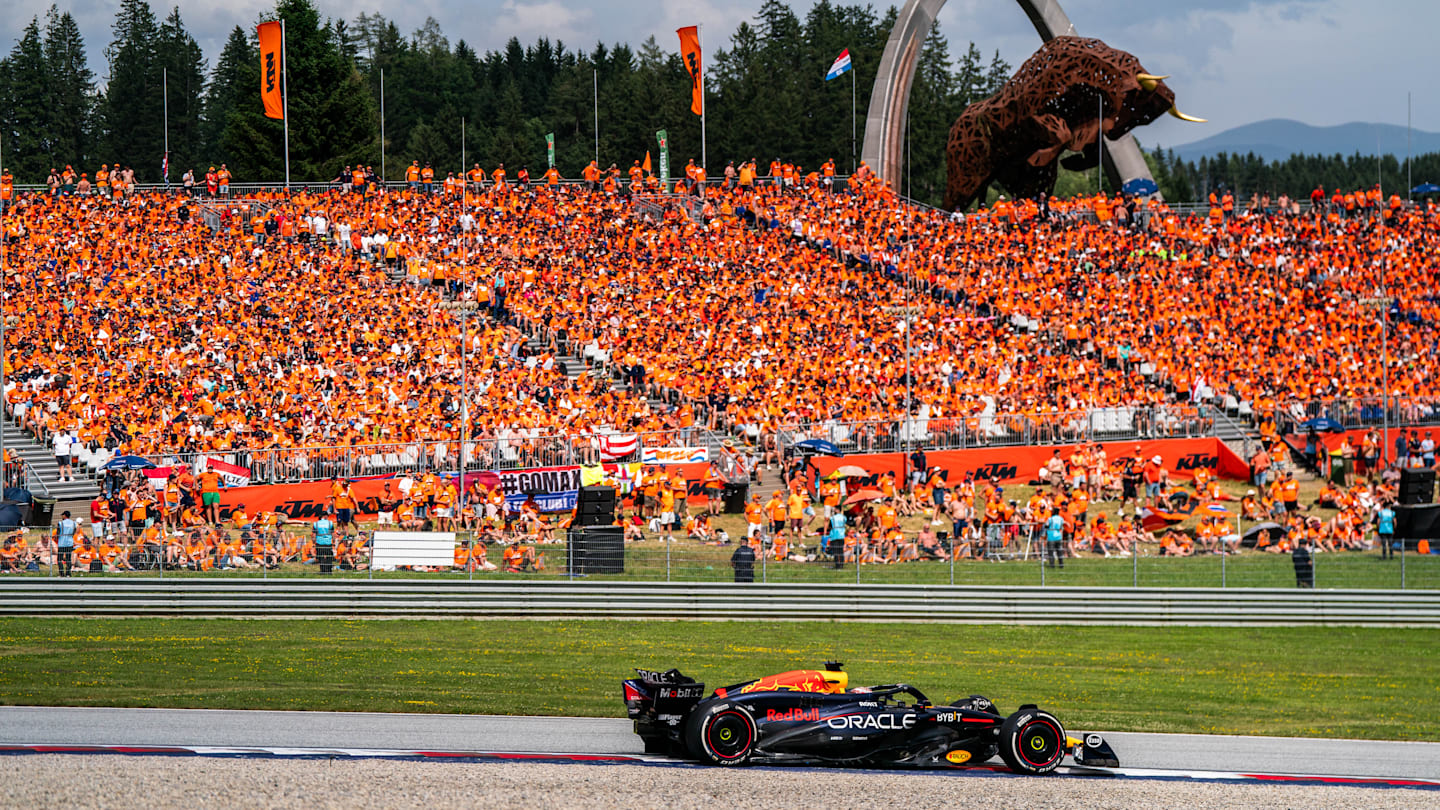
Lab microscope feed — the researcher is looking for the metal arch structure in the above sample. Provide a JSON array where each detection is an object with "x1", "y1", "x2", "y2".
[{"x1": 861, "y1": 0, "x2": 1155, "y2": 198}]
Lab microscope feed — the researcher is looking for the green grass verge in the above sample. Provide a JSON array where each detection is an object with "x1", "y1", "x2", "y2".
[{"x1": 0, "y1": 619, "x2": 1434, "y2": 741}]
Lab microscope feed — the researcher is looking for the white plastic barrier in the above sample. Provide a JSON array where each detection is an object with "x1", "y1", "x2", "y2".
[{"x1": 370, "y1": 531, "x2": 455, "y2": 571}]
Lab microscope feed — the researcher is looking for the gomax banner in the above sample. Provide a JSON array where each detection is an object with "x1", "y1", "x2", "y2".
[
  {"x1": 806, "y1": 437, "x2": 1234, "y2": 489},
  {"x1": 257, "y1": 21, "x2": 284, "y2": 120}
]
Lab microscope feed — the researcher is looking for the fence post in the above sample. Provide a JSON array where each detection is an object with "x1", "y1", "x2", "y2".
[
  {"x1": 666, "y1": 532, "x2": 672, "y2": 582},
  {"x1": 1132, "y1": 536, "x2": 1138, "y2": 588},
  {"x1": 1400, "y1": 537, "x2": 1405, "y2": 589},
  {"x1": 949, "y1": 538, "x2": 954, "y2": 585}
]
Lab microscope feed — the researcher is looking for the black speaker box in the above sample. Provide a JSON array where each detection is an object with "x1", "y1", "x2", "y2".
[
  {"x1": 577, "y1": 485, "x2": 617, "y2": 513},
  {"x1": 1394, "y1": 503, "x2": 1440, "y2": 545},
  {"x1": 566, "y1": 526, "x2": 625, "y2": 574},
  {"x1": 1400, "y1": 469, "x2": 1435, "y2": 505}
]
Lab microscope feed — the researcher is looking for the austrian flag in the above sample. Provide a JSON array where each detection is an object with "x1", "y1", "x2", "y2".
[{"x1": 826, "y1": 49, "x2": 852, "y2": 81}]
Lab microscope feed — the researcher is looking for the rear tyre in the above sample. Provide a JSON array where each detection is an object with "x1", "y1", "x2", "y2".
[
  {"x1": 997, "y1": 708, "x2": 1066, "y2": 775},
  {"x1": 685, "y1": 702, "x2": 758, "y2": 766}
]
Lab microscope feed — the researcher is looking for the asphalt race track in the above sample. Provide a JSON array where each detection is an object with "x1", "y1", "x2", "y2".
[{"x1": 1, "y1": 706, "x2": 1436, "y2": 786}]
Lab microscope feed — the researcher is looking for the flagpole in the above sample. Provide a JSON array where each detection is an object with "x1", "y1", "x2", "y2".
[
  {"x1": 459, "y1": 115, "x2": 467, "y2": 533},
  {"x1": 0, "y1": 132, "x2": 6, "y2": 481},
  {"x1": 698, "y1": 24, "x2": 707, "y2": 172},
  {"x1": 280, "y1": 18, "x2": 291, "y2": 189},
  {"x1": 163, "y1": 67, "x2": 169, "y2": 186},
  {"x1": 851, "y1": 62, "x2": 856, "y2": 174},
  {"x1": 380, "y1": 68, "x2": 386, "y2": 185},
  {"x1": 593, "y1": 68, "x2": 599, "y2": 165}
]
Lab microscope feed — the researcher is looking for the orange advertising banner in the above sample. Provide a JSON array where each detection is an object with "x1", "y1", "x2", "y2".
[
  {"x1": 217, "y1": 477, "x2": 398, "y2": 523},
  {"x1": 807, "y1": 438, "x2": 1234, "y2": 490},
  {"x1": 257, "y1": 21, "x2": 285, "y2": 120},
  {"x1": 676, "y1": 26, "x2": 703, "y2": 116}
]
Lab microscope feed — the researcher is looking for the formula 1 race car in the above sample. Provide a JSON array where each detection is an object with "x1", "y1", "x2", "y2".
[{"x1": 622, "y1": 662, "x2": 1117, "y2": 773}]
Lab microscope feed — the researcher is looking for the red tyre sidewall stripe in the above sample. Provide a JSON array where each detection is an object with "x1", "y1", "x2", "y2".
[
  {"x1": 706, "y1": 710, "x2": 753, "y2": 761},
  {"x1": 1017, "y1": 719, "x2": 1063, "y2": 769}
]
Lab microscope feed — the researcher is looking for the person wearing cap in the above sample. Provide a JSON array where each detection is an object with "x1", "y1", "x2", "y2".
[
  {"x1": 1376, "y1": 500, "x2": 1396, "y2": 559},
  {"x1": 53, "y1": 511, "x2": 79, "y2": 577},
  {"x1": 744, "y1": 493, "x2": 765, "y2": 543},
  {"x1": 1143, "y1": 454, "x2": 1164, "y2": 501},
  {"x1": 1120, "y1": 447, "x2": 1143, "y2": 507},
  {"x1": 312, "y1": 510, "x2": 336, "y2": 574}
]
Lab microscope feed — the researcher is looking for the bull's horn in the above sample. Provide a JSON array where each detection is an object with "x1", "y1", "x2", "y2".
[
  {"x1": 1168, "y1": 104, "x2": 1206, "y2": 123},
  {"x1": 1136, "y1": 73, "x2": 1168, "y2": 91}
]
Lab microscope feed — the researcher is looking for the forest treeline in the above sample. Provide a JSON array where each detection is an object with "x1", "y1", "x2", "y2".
[{"x1": 2, "y1": 0, "x2": 1435, "y2": 207}]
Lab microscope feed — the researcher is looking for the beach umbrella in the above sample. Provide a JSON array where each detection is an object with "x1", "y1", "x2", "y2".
[
  {"x1": 1121, "y1": 177, "x2": 1159, "y2": 196},
  {"x1": 843, "y1": 489, "x2": 884, "y2": 506},
  {"x1": 100, "y1": 455, "x2": 156, "y2": 471},
  {"x1": 793, "y1": 439, "x2": 842, "y2": 456}
]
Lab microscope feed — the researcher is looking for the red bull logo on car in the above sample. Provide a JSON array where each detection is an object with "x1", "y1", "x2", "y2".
[{"x1": 766, "y1": 708, "x2": 821, "y2": 722}]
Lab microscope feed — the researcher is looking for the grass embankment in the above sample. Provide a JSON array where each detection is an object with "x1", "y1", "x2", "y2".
[
  {"x1": 16, "y1": 474, "x2": 1438, "y2": 589},
  {"x1": 0, "y1": 619, "x2": 1434, "y2": 741}
]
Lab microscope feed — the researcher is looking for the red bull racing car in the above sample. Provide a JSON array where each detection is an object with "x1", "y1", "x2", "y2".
[{"x1": 622, "y1": 662, "x2": 1117, "y2": 773}]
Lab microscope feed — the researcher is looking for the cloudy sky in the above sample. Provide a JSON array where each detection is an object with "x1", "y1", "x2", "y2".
[{"x1": 4, "y1": 0, "x2": 1434, "y2": 148}]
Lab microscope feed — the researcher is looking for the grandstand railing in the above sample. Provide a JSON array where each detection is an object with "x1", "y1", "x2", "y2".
[
  {"x1": 1256, "y1": 396, "x2": 1440, "y2": 435},
  {"x1": 134, "y1": 428, "x2": 715, "y2": 484},
  {"x1": 776, "y1": 405, "x2": 1216, "y2": 456}
]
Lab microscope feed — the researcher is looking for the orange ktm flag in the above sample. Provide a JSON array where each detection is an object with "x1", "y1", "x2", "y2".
[
  {"x1": 257, "y1": 21, "x2": 284, "y2": 120},
  {"x1": 642, "y1": 151, "x2": 652, "y2": 174},
  {"x1": 676, "y1": 26, "x2": 703, "y2": 116}
]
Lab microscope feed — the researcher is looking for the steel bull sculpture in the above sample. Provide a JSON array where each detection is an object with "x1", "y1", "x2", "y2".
[{"x1": 944, "y1": 36, "x2": 1203, "y2": 211}]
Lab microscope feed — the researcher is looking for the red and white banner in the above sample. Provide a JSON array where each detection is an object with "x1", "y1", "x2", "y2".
[
  {"x1": 200, "y1": 456, "x2": 251, "y2": 487},
  {"x1": 595, "y1": 433, "x2": 639, "y2": 461}
]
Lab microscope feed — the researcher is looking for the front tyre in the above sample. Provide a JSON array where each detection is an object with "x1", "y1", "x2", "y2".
[
  {"x1": 997, "y1": 708, "x2": 1066, "y2": 775},
  {"x1": 685, "y1": 703, "x2": 758, "y2": 766}
]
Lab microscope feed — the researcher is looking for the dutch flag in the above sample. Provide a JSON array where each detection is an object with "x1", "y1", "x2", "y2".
[{"x1": 826, "y1": 49, "x2": 852, "y2": 81}]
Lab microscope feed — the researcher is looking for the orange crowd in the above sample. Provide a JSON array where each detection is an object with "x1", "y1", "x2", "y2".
[{"x1": 3, "y1": 171, "x2": 1439, "y2": 470}]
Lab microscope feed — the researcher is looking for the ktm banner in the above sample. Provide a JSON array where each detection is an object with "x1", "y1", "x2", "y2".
[
  {"x1": 217, "y1": 478, "x2": 396, "y2": 523},
  {"x1": 676, "y1": 26, "x2": 703, "y2": 116},
  {"x1": 807, "y1": 438, "x2": 1235, "y2": 491},
  {"x1": 257, "y1": 21, "x2": 284, "y2": 120}
]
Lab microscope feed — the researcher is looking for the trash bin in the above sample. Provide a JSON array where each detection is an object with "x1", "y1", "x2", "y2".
[
  {"x1": 1328, "y1": 452, "x2": 1346, "y2": 484},
  {"x1": 30, "y1": 497, "x2": 57, "y2": 528},
  {"x1": 722, "y1": 482, "x2": 749, "y2": 514}
]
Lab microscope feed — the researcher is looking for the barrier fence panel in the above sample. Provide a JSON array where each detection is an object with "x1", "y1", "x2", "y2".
[{"x1": 5, "y1": 518, "x2": 1438, "y2": 592}]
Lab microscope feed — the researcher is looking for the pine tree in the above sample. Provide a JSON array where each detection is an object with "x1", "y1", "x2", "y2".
[
  {"x1": 201, "y1": 27, "x2": 260, "y2": 177},
  {"x1": 157, "y1": 7, "x2": 206, "y2": 182},
  {"x1": 43, "y1": 7, "x2": 96, "y2": 172},
  {"x1": 101, "y1": 0, "x2": 163, "y2": 178},
  {"x1": 1, "y1": 18, "x2": 52, "y2": 179}
]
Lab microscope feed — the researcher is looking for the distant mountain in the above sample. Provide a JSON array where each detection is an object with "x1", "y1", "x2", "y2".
[{"x1": 1165, "y1": 119, "x2": 1440, "y2": 163}]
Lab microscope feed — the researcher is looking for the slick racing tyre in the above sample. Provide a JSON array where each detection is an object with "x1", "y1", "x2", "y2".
[
  {"x1": 685, "y1": 702, "x2": 758, "y2": 766},
  {"x1": 997, "y1": 708, "x2": 1066, "y2": 775}
]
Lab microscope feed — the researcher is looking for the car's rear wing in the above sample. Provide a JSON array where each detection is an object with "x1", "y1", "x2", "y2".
[{"x1": 623, "y1": 668, "x2": 707, "y2": 721}]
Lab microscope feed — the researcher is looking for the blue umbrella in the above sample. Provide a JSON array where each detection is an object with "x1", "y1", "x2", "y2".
[
  {"x1": 1411, "y1": 182, "x2": 1440, "y2": 194},
  {"x1": 793, "y1": 439, "x2": 842, "y2": 456},
  {"x1": 101, "y1": 455, "x2": 157, "y2": 471},
  {"x1": 1121, "y1": 177, "x2": 1159, "y2": 196}
]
